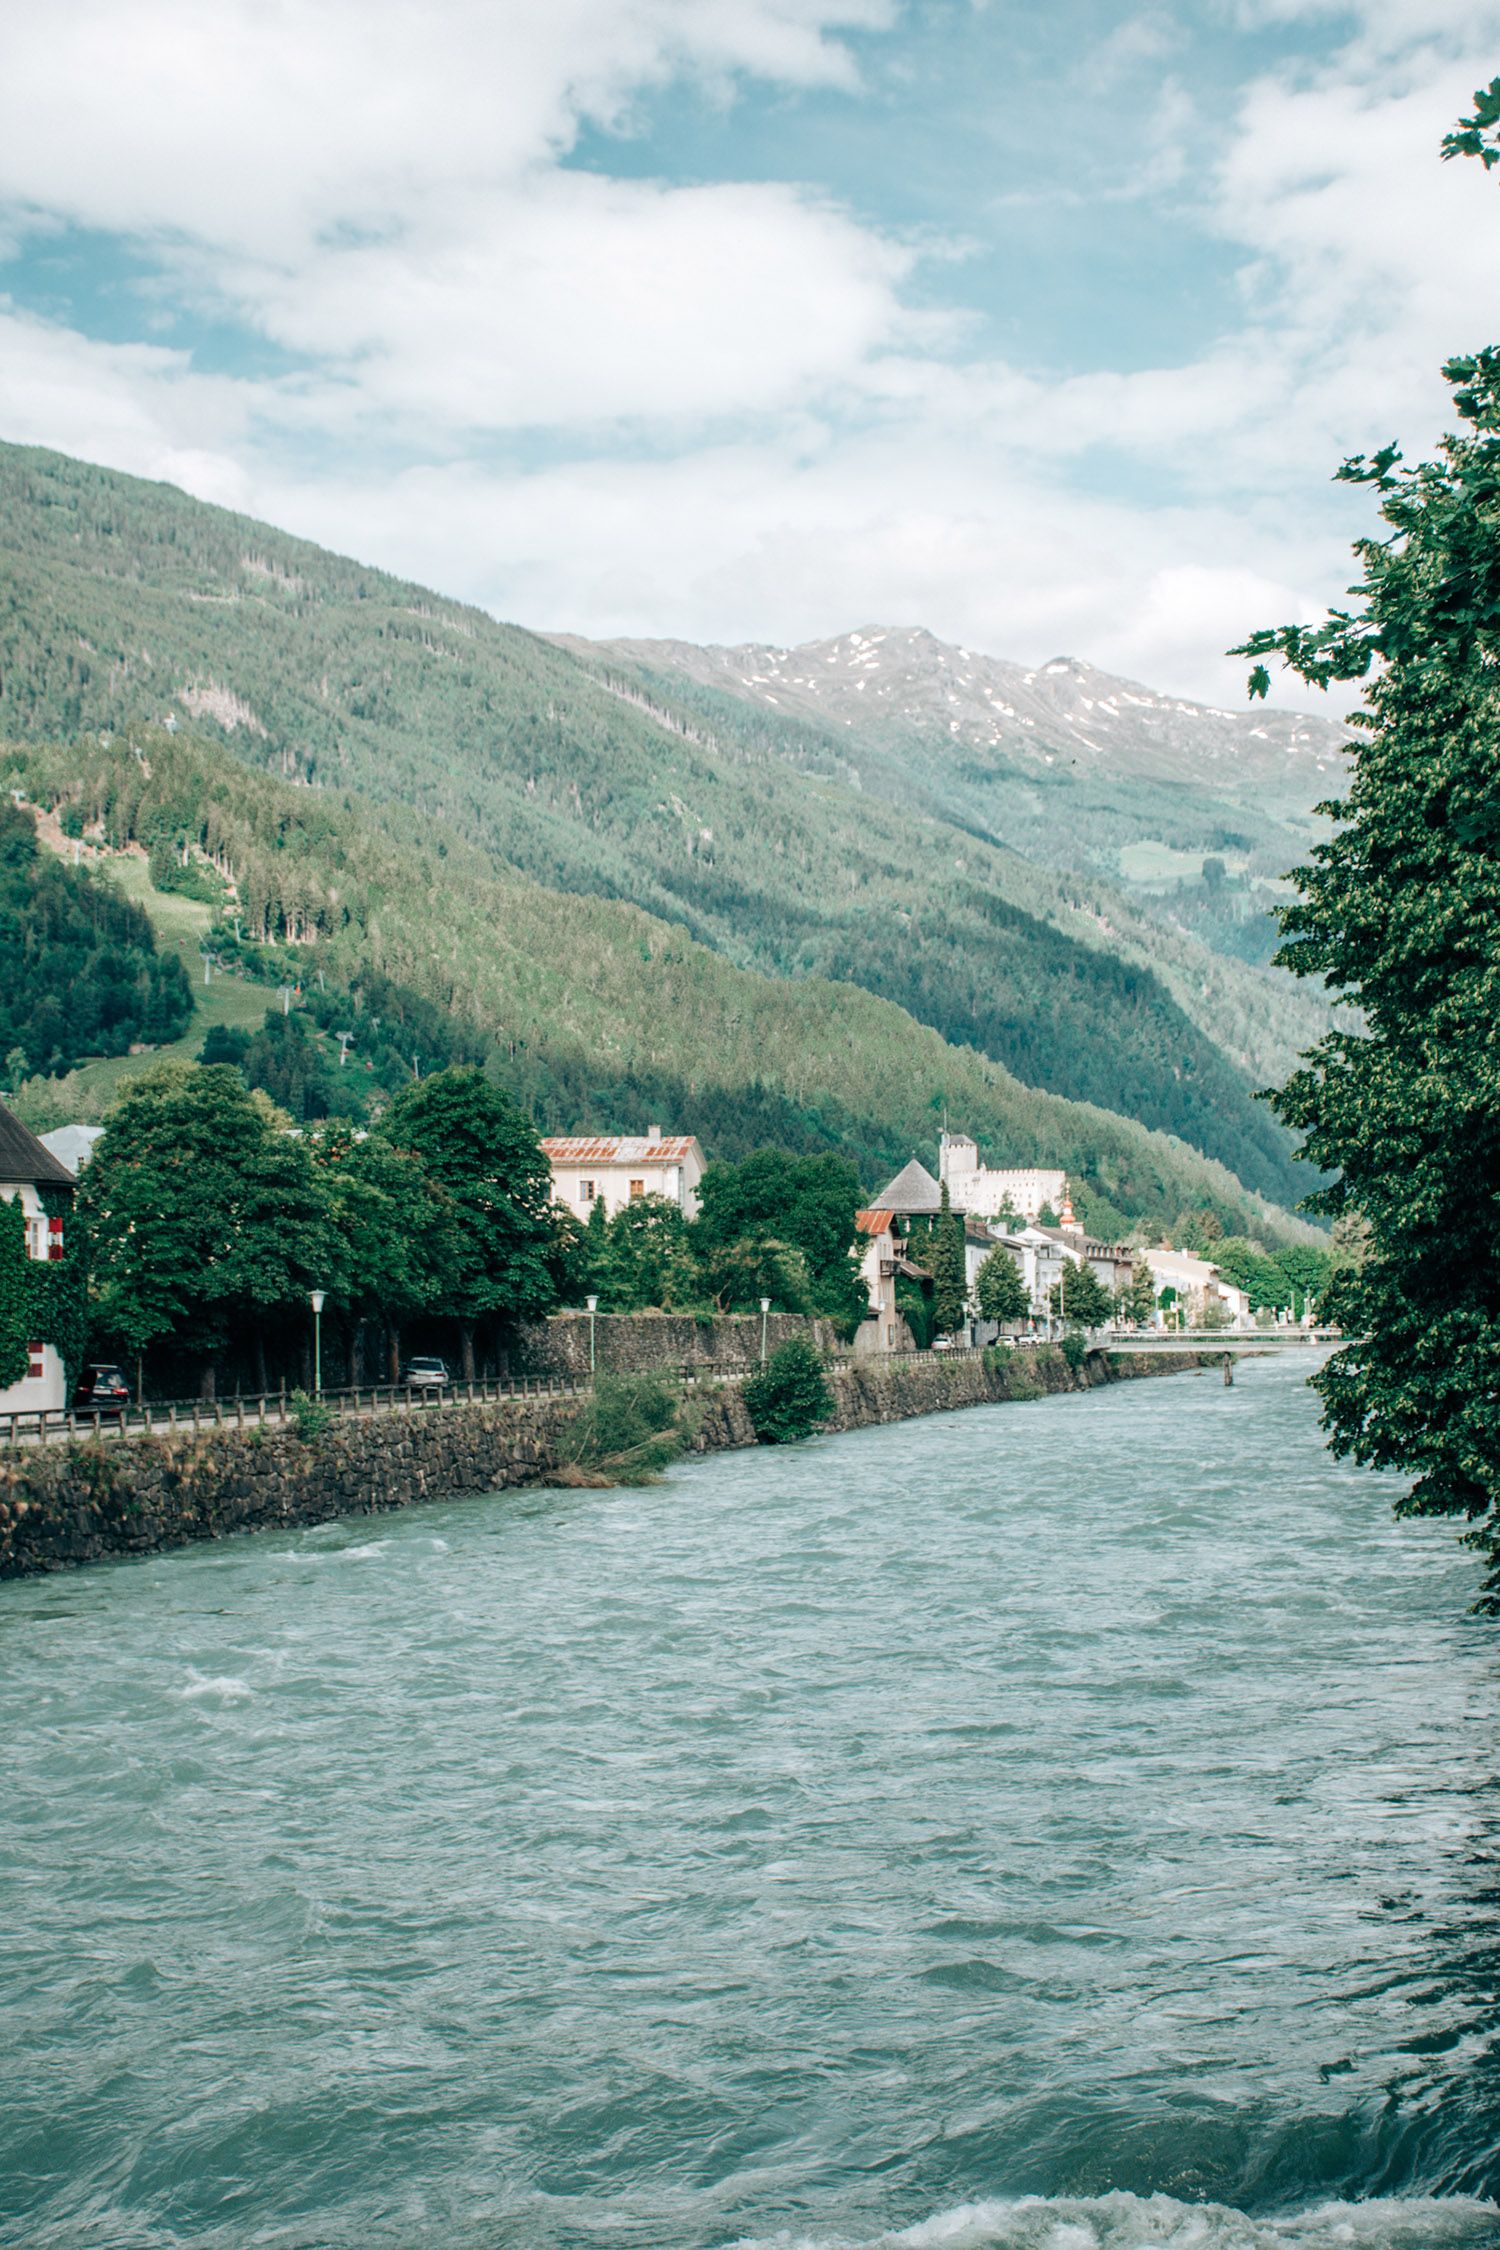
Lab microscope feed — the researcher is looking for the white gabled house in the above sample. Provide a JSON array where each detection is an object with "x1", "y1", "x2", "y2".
[
  {"x1": 0, "y1": 1103, "x2": 78, "y2": 1417},
  {"x1": 541, "y1": 1128, "x2": 706, "y2": 1221}
]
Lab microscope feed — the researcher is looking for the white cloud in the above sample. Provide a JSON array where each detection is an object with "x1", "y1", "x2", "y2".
[
  {"x1": 0, "y1": 1, "x2": 891, "y2": 257},
  {"x1": 205, "y1": 174, "x2": 915, "y2": 430},
  {"x1": 0, "y1": 0, "x2": 1497, "y2": 711}
]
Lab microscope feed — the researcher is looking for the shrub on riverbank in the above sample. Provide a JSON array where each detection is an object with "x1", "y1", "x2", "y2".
[
  {"x1": 743, "y1": 1339, "x2": 833, "y2": 1445},
  {"x1": 554, "y1": 1374, "x2": 685, "y2": 1486}
]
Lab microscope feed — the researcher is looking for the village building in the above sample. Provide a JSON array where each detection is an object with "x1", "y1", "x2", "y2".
[
  {"x1": 852, "y1": 1209, "x2": 918, "y2": 1355},
  {"x1": 540, "y1": 1129, "x2": 706, "y2": 1221},
  {"x1": 938, "y1": 1133, "x2": 1069, "y2": 1225},
  {"x1": 0, "y1": 1104, "x2": 77, "y2": 1418},
  {"x1": 40, "y1": 1124, "x2": 103, "y2": 1174},
  {"x1": 990, "y1": 1224, "x2": 1080, "y2": 1320},
  {"x1": 871, "y1": 1157, "x2": 943, "y2": 1222},
  {"x1": 1140, "y1": 1246, "x2": 1251, "y2": 1328}
]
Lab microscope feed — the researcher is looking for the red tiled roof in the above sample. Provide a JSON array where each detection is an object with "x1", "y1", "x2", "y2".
[
  {"x1": 854, "y1": 1207, "x2": 895, "y2": 1236},
  {"x1": 541, "y1": 1135, "x2": 700, "y2": 1164}
]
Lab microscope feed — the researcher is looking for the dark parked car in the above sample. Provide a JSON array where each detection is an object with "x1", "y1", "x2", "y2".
[
  {"x1": 400, "y1": 1356, "x2": 450, "y2": 1392},
  {"x1": 73, "y1": 1363, "x2": 131, "y2": 1417}
]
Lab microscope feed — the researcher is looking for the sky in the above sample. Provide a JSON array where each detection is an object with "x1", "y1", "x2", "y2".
[{"x1": 1, "y1": 0, "x2": 1499, "y2": 704}]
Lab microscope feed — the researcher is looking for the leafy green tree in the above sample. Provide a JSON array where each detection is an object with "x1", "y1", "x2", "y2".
[
  {"x1": 975, "y1": 1243, "x2": 1027, "y2": 1324},
  {"x1": 1120, "y1": 1257, "x2": 1157, "y2": 1328},
  {"x1": 1049, "y1": 1258, "x2": 1113, "y2": 1328},
  {"x1": 308, "y1": 1125, "x2": 458, "y2": 1381},
  {"x1": 743, "y1": 1337, "x2": 834, "y2": 1444},
  {"x1": 595, "y1": 1194, "x2": 701, "y2": 1312},
  {"x1": 569, "y1": 1197, "x2": 610, "y2": 1302},
  {"x1": 80, "y1": 1062, "x2": 338, "y2": 1392},
  {"x1": 379, "y1": 1066, "x2": 558, "y2": 1378},
  {"x1": 698, "y1": 1235, "x2": 814, "y2": 1317},
  {"x1": 928, "y1": 1182, "x2": 968, "y2": 1336},
  {"x1": 0, "y1": 1196, "x2": 30, "y2": 1390},
  {"x1": 693, "y1": 1150, "x2": 866, "y2": 1330},
  {"x1": 1232, "y1": 99, "x2": 1500, "y2": 1598}
]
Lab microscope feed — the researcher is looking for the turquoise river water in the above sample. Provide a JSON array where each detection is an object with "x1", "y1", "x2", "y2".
[{"x1": 4, "y1": 1352, "x2": 1500, "y2": 2249}]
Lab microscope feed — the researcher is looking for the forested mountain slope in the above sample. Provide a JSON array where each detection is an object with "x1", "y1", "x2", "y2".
[
  {"x1": 0, "y1": 440, "x2": 1318, "y2": 1208},
  {"x1": 3, "y1": 726, "x2": 1316, "y2": 1244},
  {"x1": 559, "y1": 627, "x2": 1348, "y2": 969}
]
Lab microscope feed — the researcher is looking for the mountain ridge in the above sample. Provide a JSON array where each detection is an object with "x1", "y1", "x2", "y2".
[{"x1": 0, "y1": 438, "x2": 1325, "y2": 1212}]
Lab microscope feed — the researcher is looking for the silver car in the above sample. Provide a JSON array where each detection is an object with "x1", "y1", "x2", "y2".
[{"x1": 400, "y1": 1356, "x2": 450, "y2": 1392}]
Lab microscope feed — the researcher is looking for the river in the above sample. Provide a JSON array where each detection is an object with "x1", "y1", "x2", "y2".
[{"x1": 3, "y1": 1351, "x2": 1500, "y2": 2249}]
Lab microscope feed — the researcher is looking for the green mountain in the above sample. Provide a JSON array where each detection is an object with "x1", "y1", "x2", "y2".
[
  {"x1": 558, "y1": 624, "x2": 1347, "y2": 961},
  {"x1": 4, "y1": 725, "x2": 1316, "y2": 1245},
  {"x1": 0, "y1": 439, "x2": 1324, "y2": 1211}
]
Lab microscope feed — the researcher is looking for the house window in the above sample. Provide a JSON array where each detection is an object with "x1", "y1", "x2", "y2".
[
  {"x1": 580, "y1": 1180, "x2": 595, "y2": 1203},
  {"x1": 629, "y1": 1179, "x2": 645, "y2": 1200},
  {"x1": 26, "y1": 1344, "x2": 43, "y2": 1381}
]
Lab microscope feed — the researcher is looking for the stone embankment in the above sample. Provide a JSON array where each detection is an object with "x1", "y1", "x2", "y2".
[
  {"x1": 510, "y1": 1309, "x2": 836, "y2": 1378},
  {"x1": 0, "y1": 1347, "x2": 1211, "y2": 1581}
]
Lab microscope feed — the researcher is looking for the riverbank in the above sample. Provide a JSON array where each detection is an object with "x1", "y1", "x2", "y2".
[{"x1": 0, "y1": 1346, "x2": 1214, "y2": 1579}]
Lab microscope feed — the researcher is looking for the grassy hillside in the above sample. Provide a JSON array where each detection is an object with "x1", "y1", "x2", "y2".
[
  {"x1": 0, "y1": 441, "x2": 1322, "y2": 1209},
  {"x1": 4, "y1": 728, "x2": 1318, "y2": 1245}
]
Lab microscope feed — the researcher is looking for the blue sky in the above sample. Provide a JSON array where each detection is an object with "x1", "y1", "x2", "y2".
[{"x1": 1, "y1": 1, "x2": 1498, "y2": 700}]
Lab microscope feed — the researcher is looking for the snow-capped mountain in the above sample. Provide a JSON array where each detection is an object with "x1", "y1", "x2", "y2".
[{"x1": 560, "y1": 624, "x2": 1347, "y2": 810}]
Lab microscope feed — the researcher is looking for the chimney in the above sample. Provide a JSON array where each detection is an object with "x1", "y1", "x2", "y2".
[{"x1": 647, "y1": 1123, "x2": 662, "y2": 1144}]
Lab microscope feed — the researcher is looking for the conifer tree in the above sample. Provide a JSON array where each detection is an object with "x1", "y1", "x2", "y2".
[{"x1": 929, "y1": 1182, "x2": 968, "y2": 1336}]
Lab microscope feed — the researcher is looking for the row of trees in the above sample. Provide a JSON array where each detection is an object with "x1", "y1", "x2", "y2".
[{"x1": 73, "y1": 1063, "x2": 872, "y2": 1394}]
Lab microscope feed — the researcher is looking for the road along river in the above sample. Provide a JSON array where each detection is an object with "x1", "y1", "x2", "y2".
[{"x1": 3, "y1": 1350, "x2": 1500, "y2": 2249}]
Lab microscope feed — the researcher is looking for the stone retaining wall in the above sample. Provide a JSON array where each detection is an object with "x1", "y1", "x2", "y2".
[
  {"x1": 510, "y1": 1310, "x2": 836, "y2": 1378},
  {"x1": 0, "y1": 1348, "x2": 1212, "y2": 1580}
]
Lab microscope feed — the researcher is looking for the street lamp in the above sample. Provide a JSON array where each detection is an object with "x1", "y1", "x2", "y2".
[
  {"x1": 586, "y1": 1293, "x2": 599, "y2": 1376},
  {"x1": 310, "y1": 1289, "x2": 326, "y2": 1396},
  {"x1": 759, "y1": 1296, "x2": 771, "y2": 1366}
]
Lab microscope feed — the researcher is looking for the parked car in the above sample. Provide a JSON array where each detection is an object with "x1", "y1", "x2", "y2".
[
  {"x1": 400, "y1": 1356, "x2": 451, "y2": 1392},
  {"x1": 73, "y1": 1363, "x2": 131, "y2": 1417}
]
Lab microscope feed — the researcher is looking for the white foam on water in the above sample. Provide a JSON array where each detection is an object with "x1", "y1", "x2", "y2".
[
  {"x1": 731, "y1": 2195, "x2": 1500, "y2": 2250},
  {"x1": 175, "y1": 1669, "x2": 255, "y2": 1702},
  {"x1": 338, "y1": 1541, "x2": 389, "y2": 1559}
]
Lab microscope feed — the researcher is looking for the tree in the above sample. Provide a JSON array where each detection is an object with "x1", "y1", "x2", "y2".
[
  {"x1": 595, "y1": 1194, "x2": 701, "y2": 1312},
  {"x1": 379, "y1": 1067, "x2": 558, "y2": 1378},
  {"x1": 975, "y1": 1244, "x2": 1027, "y2": 1324},
  {"x1": 928, "y1": 1181, "x2": 967, "y2": 1336},
  {"x1": 698, "y1": 1235, "x2": 814, "y2": 1317},
  {"x1": 308, "y1": 1125, "x2": 458, "y2": 1382},
  {"x1": 1119, "y1": 1257, "x2": 1157, "y2": 1328},
  {"x1": 743, "y1": 1337, "x2": 834, "y2": 1445},
  {"x1": 1049, "y1": 1257, "x2": 1113, "y2": 1328},
  {"x1": 1231, "y1": 97, "x2": 1500, "y2": 1601},
  {"x1": 79, "y1": 1062, "x2": 338, "y2": 1392},
  {"x1": 692, "y1": 1150, "x2": 865, "y2": 1330}
]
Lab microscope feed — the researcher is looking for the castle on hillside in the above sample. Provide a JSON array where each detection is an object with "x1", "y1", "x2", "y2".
[{"x1": 937, "y1": 1133, "x2": 1070, "y2": 1226}]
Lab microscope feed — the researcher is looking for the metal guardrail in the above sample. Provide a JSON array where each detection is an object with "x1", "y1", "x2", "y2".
[
  {"x1": 0, "y1": 1329, "x2": 1338, "y2": 1451},
  {"x1": 0, "y1": 1359, "x2": 778, "y2": 1452}
]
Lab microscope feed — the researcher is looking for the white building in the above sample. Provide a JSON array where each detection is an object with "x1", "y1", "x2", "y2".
[
  {"x1": 0, "y1": 1105, "x2": 78, "y2": 1418},
  {"x1": 991, "y1": 1225, "x2": 1082, "y2": 1320},
  {"x1": 938, "y1": 1133, "x2": 1069, "y2": 1225},
  {"x1": 40, "y1": 1124, "x2": 103, "y2": 1173},
  {"x1": 1140, "y1": 1247, "x2": 1251, "y2": 1327},
  {"x1": 541, "y1": 1129, "x2": 706, "y2": 1221},
  {"x1": 853, "y1": 1208, "x2": 917, "y2": 1354}
]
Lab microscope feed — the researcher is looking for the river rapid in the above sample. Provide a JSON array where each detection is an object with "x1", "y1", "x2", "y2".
[{"x1": 4, "y1": 1351, "x2": 1500, "y2": 2249}]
